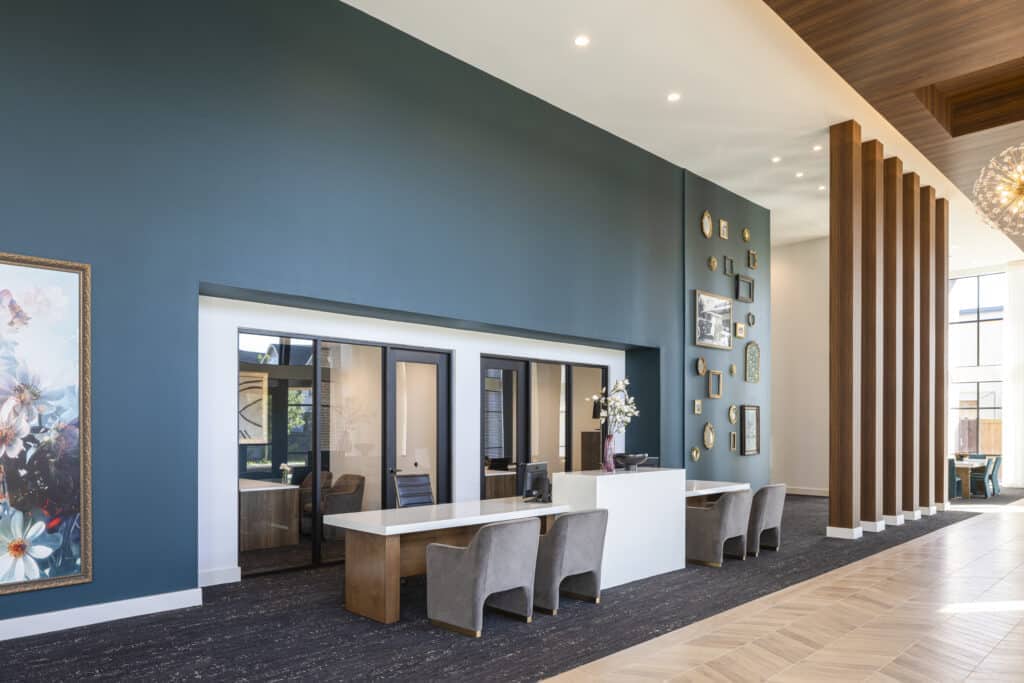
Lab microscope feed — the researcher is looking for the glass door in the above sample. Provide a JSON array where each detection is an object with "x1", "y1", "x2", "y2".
[
  {"x1": 385, "y1": 349, "x2": 451, "y2": 508},
  {"x1": 480, "y1": 358, "x2": 528, "y2": 499}
]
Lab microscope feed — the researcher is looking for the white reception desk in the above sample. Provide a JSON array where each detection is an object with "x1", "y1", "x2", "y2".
[{"x1": 553, "y1": 467, "x2": 687, "y2": 588}]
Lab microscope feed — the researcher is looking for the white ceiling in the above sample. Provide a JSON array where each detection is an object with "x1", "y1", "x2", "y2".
[{"x1": 345, "y1": 0, "x2": 1022, "y2": 271}]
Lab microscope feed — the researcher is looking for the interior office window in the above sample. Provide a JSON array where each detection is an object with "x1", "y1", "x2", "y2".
[
  {"x1": 482, "y1": 369, "x2": 505, "y2": 460},
  {"x1": 948, "y1": 272, "x2": 1005, "y2": 457}
]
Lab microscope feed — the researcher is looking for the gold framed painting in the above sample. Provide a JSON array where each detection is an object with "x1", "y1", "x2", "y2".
[{"x1": 0, "y1": 251, "x2": 92, "y2": 595}]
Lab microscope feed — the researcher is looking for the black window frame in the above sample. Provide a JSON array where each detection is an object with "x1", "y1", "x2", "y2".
[{"x1": 949, "y1": 273, "x2": 1004, "y2": 368}]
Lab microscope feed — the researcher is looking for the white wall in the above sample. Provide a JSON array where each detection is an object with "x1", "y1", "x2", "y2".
[
  {"x1": 197, "y1": 296, "x2": 625, "y2": 586},
  {"x1": 770, "y1": 238, "x2": 829, "y2": 495}
]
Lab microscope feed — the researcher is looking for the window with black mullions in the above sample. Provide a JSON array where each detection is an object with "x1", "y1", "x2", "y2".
[
  {"x1": 952, "y1": 381, "x2": 1002, "y2": 456},
  {"x1": 949, "y1": 273, "x2": 1004, "y2": 367}
]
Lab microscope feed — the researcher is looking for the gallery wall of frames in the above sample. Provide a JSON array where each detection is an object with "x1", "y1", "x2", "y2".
[{"x1": 683, "y1": 171, "x2": 772, "y2": 490}]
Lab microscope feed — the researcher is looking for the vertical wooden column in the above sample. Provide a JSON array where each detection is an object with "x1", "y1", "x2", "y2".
[
  {"x1": 882, "y1": 157, "x2": 904, "y2": 524},
  {"x1": 828, "y1": 120, "x2": 863, "y2": 539},
  {"x1": 861, "y1": 140, "x2": 884, "y2": 532},
  {"x1": 934, "y1": 198, "x2": 950, "y2": 509},
  {"x1": 919, "y1": 186, "x2": 937, "y2": 515},
  {"x1": 901, "y1": 172, "x2": 921, "y2": 520}
]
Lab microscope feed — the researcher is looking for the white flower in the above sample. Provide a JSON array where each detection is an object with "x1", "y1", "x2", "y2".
[
  {"x1": 0, "y1": 366, "x2": 63, "y2": 424},
  {"x1": 0, "y1": 407, "x2": 29, "y2": 459},
  {"x1": 0, "y1": 511, "x2": 61, "y2": 582}
]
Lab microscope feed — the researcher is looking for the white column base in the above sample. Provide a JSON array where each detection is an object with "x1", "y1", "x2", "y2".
[
  {"x1": 861, "y1": 519, "x2": 886, "y2": 532},
  {"x1": 939, "y1": 501, "x2": 951, "y2": 511},
  {"x1": 903, "y1": 509, "x2": 922, "y2": 520},
  {"x1": 920, "y1": 505, "x2": 938, "y2": 516},
  {"x1": 826, "y1": 526, "x2": 863, "y2": 540},
  {"x1": 200, "y1": 566, "x2": 241, "y2": 587},
  {"x1": 883, "y1": 514, "x2": 905, "y2": 526},
  {"x1": 0, "y1": 588, "x2": 202, "y2": 641}
]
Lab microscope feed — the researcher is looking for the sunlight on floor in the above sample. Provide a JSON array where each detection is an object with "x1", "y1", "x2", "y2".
[{"x1": 938, "y1": 599, "x2": 1024, "y2": 615}]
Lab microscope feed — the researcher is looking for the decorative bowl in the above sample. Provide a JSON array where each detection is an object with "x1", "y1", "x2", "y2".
[{"x1": 613, "y1": 453, "x2": 649, "y2": 471}]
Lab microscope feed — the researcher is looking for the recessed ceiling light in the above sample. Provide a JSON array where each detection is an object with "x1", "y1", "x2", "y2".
[
  {"x1": 667, "y1": 92, "x2": 681, "y2": 103},
  {"x1": 574, "y1": 34, "x2": 591, "y2": 47},
  {"x1": 812, "y1": 144, "x2": 823, "y2": 152},
  {"x1": 818, "y1": 185, "x2": 826, "y2": 191},
  {"x1": 795, "y1": 171, "x2": 805, "y2": 178},
  {"x1": 771, "y1": 156, "x2": 782, "y2": 164}
]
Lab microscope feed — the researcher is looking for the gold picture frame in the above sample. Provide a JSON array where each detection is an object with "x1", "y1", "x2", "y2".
[
  {"x1": 695, "y1": 289, "x2": 733, "y2": 350},
  {"x1": 719, "y1": 219, "x2": 729, "y2": 240},
  {"x1": 735, "y1": 322, "x2": 746, "y2": 339},
  {"x1": 703, "y1": 422, "x2": 716, "y2": 449},
  {"x1": 701, "y1": 210, "x2": 713, "y2": 239},
  {"x1": 690, "y1": 446, "x2": 701, "y2": 462},
  {"x1": 694, "y1": 399, "x2": 703, "y2": 415},
  {"x1": 708, "y1": 370, "x2": 723, "y2": 399},
  {"x1": 0, "y1": 251, "x2": 92, "y2": 596}
]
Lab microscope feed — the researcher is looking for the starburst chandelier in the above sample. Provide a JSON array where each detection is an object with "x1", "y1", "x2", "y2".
[{"x1": 974, "y1": 143, "x2": 1024, "y2": 236}]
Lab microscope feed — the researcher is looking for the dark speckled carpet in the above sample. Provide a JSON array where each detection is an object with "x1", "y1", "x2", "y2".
[{"x1": 7, "y1": 494, "x2": 995, "y2": 682}]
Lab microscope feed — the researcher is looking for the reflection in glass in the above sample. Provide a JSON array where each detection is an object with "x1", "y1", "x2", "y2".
[
  {"x1": 950, "y1": 323, "x2": 978, "y2": 367},
  {"x1": 572, "y1": 366, "x2": 604, "y2": 471},
  {"x1": 395, "y1": 361, "x2": 438, "y2": 500},
  {"x1": 320, "y1": 342, "x2": 381, "y2": 562},
  {"x1": 953, "y1": 383, "x2": 978, "y2": 409},
  {"x1": 978, "y1": 273, "x2": 1006, "y2": 320},
  {"x1": 949, "y1": 277, "x2": 978, "y2": 322},
  {"x1": 237, "y1": 334, "x2": 315, "y2": 576},
  {"x1": 979, "y1": 409, "x2": 1002, "y2": 455},
  {"x1": 978, "y1": 320, "x2": 1002, "y2": 366},
  {"x1": 530, "y1": 362, "x2": 567, "y2": 475}
]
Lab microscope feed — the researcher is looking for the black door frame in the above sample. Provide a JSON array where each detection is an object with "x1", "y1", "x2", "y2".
[
  {"x1": 384, "y1": 347, "x2": 452, "y2": 509},
  {"x1": 479, "y1": 357, "x2": 529, "y2": 497}
]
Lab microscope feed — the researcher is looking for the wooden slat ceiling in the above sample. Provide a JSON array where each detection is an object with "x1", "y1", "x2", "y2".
[{"x1": 765, "y1": 0, "x2": 1024, "y2": 205}]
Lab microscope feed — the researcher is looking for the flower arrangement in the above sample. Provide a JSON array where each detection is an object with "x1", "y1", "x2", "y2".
[
  {"x1": 279, "y1": 462, "x2": 293, "y2": 485},
  {"x1": 591, "y1": 378, "x2": 640, "y2": 435},
  {"x1": 591, "y1": 379, "x2": 639, "y2": 472}
]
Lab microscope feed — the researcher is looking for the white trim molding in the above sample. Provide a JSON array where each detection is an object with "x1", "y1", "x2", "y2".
[
  {"x1": 826, "y1": 526, "x2": 863, "y2": 540},
  {"x1": 939, "y1": 501, "x2": 951, "y2": 511},
  {"x1": 920, "y1": 505, "x2": 938, "y2": 516},
  {"x1": 0, "y1": 588, "x2": 202, "y2": 642},
  {"x1": 903, "y1": 509, "x2": 922, "y2": 520},
  {"x1": 883, "y1": 514, "x2": 905, "y2": 526},
  {"x1": 788, "y1": 487, "x2": 828, "y2": 497},
  {"x1": 200, "y1": 566, "x2": 241, "y2": 587},
  {"x1": 861, "y1": 519, "x2": 886, "y2": 533}
]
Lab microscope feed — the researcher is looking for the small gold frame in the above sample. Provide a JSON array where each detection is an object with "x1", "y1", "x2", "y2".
[
  {"x1": 742, "y1": 227, "x2": 751, "y2": 242},
  {"x1": 701, "y1": 210, "x2": 713, "y2": 239},
  {"x1": 729, "y1": 404, "x2": 739, "y2": 424},
  {"x1": 719, "y1": 219, "x2": 729, "y2": 240},
  {"x1": 735, "y1": 322, "x2": 746, "y2": 339},
  {"x1": 730, "y1": 432, "x2": 738, "y2": 452},
  {"x1": 703, "y1": 422, "x2": 716, "y2": 449},
  {"x1": 691, "y1": 446, "x2": 701, "y2": 462},
  {"x1": 708, "y1": 370, "x2": 723, "y2": 399},
  {"x1": 694, "y1": 399, "x2": 703, "y2": 415}
]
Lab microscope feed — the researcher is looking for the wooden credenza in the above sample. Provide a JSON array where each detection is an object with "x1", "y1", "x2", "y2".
[{"x1": 238, "y1": 478, "x2": 300, "y2": 551}]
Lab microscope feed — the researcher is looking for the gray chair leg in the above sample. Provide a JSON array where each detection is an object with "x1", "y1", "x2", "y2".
[
  {"x1": 486, "y1": 586, "x2": 534, "y2": 623},
  {"x1": 561, "y1": 571, "x2": 601, "y2": 604},
  {"x1": 762, "y1": 527, "x2": 781, "y2": 551},
  {"x1": 749, "y1": 527, "x2": 763, "y2": 557},
  {"x1": 724, "y1": 534, "x2": 746, "y2": 561}
]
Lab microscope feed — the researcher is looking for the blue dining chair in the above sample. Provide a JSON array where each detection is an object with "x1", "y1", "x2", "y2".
[
  {"x1": 991, "y1": 456, "x2": 1002, "y2": 495},
  {"x1": 947, "y1": 459, "x2": 962, "y2": 500},
  {"x1": 970, "y1": 458, "x2": 996, "y2": 498}
]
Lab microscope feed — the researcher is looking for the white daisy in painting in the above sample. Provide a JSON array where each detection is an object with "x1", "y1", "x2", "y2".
[
  {"x1": 0, "y1": 406, "x2": 30, "y2": 459},
  {"x1": 0, "y1": 511, "x2": 62, "y2": 582},
  {"x1": 0, "y1": 366, "x2": 63, "y2": 424}
]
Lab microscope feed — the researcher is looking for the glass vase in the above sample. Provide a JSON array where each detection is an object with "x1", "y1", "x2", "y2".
[{"x1": 603, "y1": 434, "x2": 616, "y2": 473}]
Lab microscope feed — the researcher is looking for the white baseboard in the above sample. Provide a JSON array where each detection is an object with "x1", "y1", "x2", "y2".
[
  {"x1": 939, "y1": 501, "x2": 951, "y2": 511},
  {"x1": 903, "y1": 509, "x2": 922, "y2": 520},
  {"x1": 200, "y1": 566, "x2": 241, "y2": 587},
  {"x1": 920, "y1": 505, "x2": 938, "y2": 516},
  {"x1": 826, "y1": 526, "x2": 863, "y2": 540},
  {"x1": 788, "y1": 487, "x2": 828, "y2": 497},
  {"x1": 883, "y1": 514, "x2": 905, "y2": 526},
  {"x1": 861, "y1": 519, "x2": 886, "y2": 532},
  {"x1": 0, "y1": 588, "x2": 202, "y2": 642}
]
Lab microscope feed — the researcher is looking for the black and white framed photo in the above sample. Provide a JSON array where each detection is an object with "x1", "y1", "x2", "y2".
[
  {"x1": 736, "y1": 275, "x2": 754, "y2": 303},
  {"x1": 740, "y1": 405, "x2": 760, "y2": 456},
  {"x1": 695, "y1": 289, "x2": 733, "y2": 350}
]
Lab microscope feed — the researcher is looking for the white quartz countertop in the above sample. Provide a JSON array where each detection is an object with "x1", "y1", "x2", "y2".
[
  {"x1": 484, "y1": 469, "x2": 515, "y2": 477},
  {"x1": 556, "y1": 467, "x2": 670, "y2": 478},
  {"x1": 238, "y1": 478, "x2": 300, "y2": 492},
  {"x1": 685, "y1": 480, "x2": 751, "y2": 497},
  {"x1": 323, "y1": 497, "x2": 569, "y2": 535}
]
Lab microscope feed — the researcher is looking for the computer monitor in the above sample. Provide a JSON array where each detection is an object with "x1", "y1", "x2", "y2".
[{"x1": 518, "y1": 461, "x2": 549, "y2": 502}]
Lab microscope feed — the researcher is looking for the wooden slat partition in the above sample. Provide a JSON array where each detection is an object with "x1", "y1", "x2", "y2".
[
  {"x1": 882, "y1": 157, "x2": 904, "y2": 523},
  {"x1": 934, "y1": 198, "x2": 950, "y2": 507},
  {"x1": 901, "y1": 172, "x2": 921, "y2": 519},
  {"x1": 861, "y1": 140, "x2": 884, "y2": 530},
  {"x1": 919, "y1": 186, "x2": 937, "y2": 514},
  {"x1": 828, "y1": 120, "x2": 863, "y2": 538}
]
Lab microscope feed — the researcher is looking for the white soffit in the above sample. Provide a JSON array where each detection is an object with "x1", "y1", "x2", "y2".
[{"x1": 344, "y1": 0, "x2": 1021, "y2": 271}]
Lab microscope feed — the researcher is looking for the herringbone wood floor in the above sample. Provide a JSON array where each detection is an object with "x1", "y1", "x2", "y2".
[{"x1": 553, "y1": 499, "x2": 1024, "y2": 682}]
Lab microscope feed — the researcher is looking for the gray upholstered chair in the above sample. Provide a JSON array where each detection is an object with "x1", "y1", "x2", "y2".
[
  {"x1": 534, "y1": 509, "x2": 608, "y2": 615},
  {"x1": 394, "y1": 473, "x2": 434, "y2": 508},
  {"x1": 322, "y1": 474, "x2": 365, "y2": 542},
  {"x1": 300, "y1": 471, "x2": 333, "y2": 536},
  {"x1": 426, "y1": 517, "x2": 540, "y2": 637},
  {"x1": 686, "y1": 489, "x2": 753, "y2": 567},
  {"x1": 747, "y1": 484, "x2": 786, "y2": 557}
]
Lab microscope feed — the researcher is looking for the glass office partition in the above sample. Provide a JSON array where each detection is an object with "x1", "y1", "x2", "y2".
[
  {"x1": 237, "y1": 334, "x2": 315, "y2": 575},
  {"x1": 319, "y1": 341, "x2": 382, "y2": 562},
  {"x1": 571, "y1": 365, "x2": 605, "y2": 472},
  {"x1": 480, "y1": 358, "x2": 527, "y2": 499},
  {"x1": 530, "y1": 362, "x2": 567, "y2": 475}
]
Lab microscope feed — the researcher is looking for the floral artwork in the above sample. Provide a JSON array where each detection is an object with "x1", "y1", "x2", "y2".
[{"x1": 0, "y1": 252, "x2": 90, "y2": 595}]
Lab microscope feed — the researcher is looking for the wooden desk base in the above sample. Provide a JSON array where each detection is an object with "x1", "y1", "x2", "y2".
[{"x1": 344, "y1": 515, "x2": 553, "y2": 624}]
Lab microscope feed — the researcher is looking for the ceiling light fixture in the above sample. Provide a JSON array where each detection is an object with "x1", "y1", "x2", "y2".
[
  {"x1": 574, "y1": 34, "x2": 591, "y2": 47},
  {"x1": 667, "y1": 92, "x2": 681, "y2": 103},
  {"x1": 771, "y1": 156, "x2": 781, "y2": 164},
  {"x1": 795, "y1": 171, "x2": 805, "y2": 178},
  {"x1": 812, "y1": 144, "x2": 823, "y2": 152},
  {"x1": 974, "y1": 143, "x2": 1024, "y2": 236}
]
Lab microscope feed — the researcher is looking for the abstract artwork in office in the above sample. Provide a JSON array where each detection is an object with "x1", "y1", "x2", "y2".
[{"x1": 0, "y1": 252, "x2": 91, "y2": 595}]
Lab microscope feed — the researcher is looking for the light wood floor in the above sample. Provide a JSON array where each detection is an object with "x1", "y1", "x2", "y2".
[{"x1": 553, "y1": 499, "x2": 1024, "y2": 682}]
